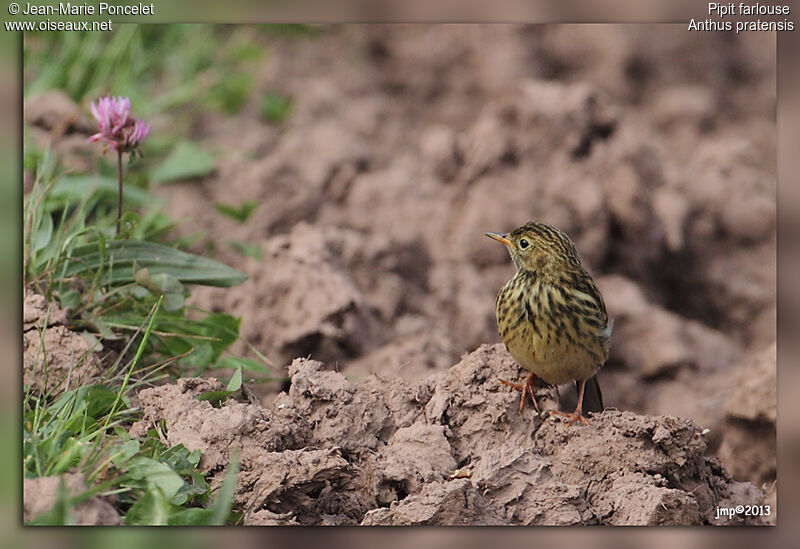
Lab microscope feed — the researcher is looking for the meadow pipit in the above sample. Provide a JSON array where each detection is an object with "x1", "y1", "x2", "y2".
[{"x1": 486, "y1": 221, "x2": 611, "y2": 425}]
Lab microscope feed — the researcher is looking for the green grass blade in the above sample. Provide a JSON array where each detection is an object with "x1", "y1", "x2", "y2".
[
  {"x1": 209, "y1": 454, "x2": 238, "y2": 525},
  {"x1": 103, "y1": 295, "x2": 162, "y2": 431}
]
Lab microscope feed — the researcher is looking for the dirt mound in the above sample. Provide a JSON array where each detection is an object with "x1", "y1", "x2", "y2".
[
  {"x1": 164, "y1": 28, "x2": 775, "y2": 492},
  {"x1": 718, "y1": 343, "x2": 776, "y2": 485},
  {"x1": 130, "y1": 344, "x2": 765, "y2": 525},
  {"x1": 23, "y1": 288, "x2": 104, "y2": 395},
  {"x1": 24, "y1": 90, "x2": 96, "y2": 175},
  {"x1": 26, "y1": 25, "x2": 775, "y2": 517},
  {"x1": 192, "y1": 222, "x2": 434, "y2": 369},
  {"x1": 23, "y1": 472, "x2": 120, "y2": 525}
]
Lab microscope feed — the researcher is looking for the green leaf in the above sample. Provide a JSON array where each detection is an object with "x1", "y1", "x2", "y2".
[
  {"x1": 260, "y1": 92, "x2": 293, "y2": 124},
  {"x1": 214, "y1": 200, "x2": 258, "y2": 222},
  {"x1": 162, "y1": 293, "x2": 185, "y2": 313},
  {"x1": 80, "y1": 331, "x2": 102, "y2": 353},
  {"x1": 103, "y1": 310, "x2": 243, "y2": 371},
  {"x1": 214, "y1": 356, "x2": 270, "y2": 375},
  {"x1": 209, "y1": 72, "x2": 252, "y2": 115},
  {"x1": 135, "y1": 268, "x2": 183, "y2": 294},
  {"x1": 112, "y1": 440, "x2": 141, "y2": 467},
  {"x1": 174, "y1": 472, "x2": 210, "y2": 503},
  {"x1": 209, "y1": 454, "x2": 238, "y2": 525},
  {"x1": 134, "y1": 268, "x2": 186, "y2": 311},
  {"x1": 50, "y1": 438, "x2": 86, "y2": 475},
  {"x1": 161, "y1": 444, "x2": 200, "y2": 471},
  {"x1": 150, "y1": 141, "x2": 215, "y2": 184},
  {"x1": 126, "y1": 456, "x2": 184, "y2": 503},
  {"x1": 124, "y1": 487, "x2": 178, "y2": 525},
  {"x1": 187, "y1": 450, "x2": 202, "y2": 468},
  {"x1": 197, "y1": 313, "x2": 240, "y2": 352},
  {"x1": 82, "y1": 385, "x2": 118, "y2": 417},
  {"x1": 226, "y1": 366, "x2": 243, "y2": 392},
  {"x1": 63, "y1": 240, "x2": 247, "y2": 287},
  {"x1": 45, "y1": 175, "x2": 159, "y2": 210},
  {"x1": 168, "y1": 507, "x2": 214, "y2": 525},
  {"x1": 183, "y1": 342, "x2": 214, "y2": 369},
  {"x1": 196, "y1": 390, "x2": 231, "y2": 406},
  {"x1": 33, "y1": 212, "x2": 53, "y2": 252},
  {"x1": 231, "y1": 41, "x2": 263, "y2": 62},
  {"x1": 229, "y1": 241, "x2": 262, "y2": 260},
  {"x1": 58, "y1": 289, "x2": 80, "y2": 310},
  {"x1": 91, "y1": 318, "x2": 120, "y2": 340}
]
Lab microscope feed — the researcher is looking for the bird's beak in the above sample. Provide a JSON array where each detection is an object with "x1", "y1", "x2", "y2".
[{"x1": 485, "y1": 232, "x2": 512, "y2": 247}]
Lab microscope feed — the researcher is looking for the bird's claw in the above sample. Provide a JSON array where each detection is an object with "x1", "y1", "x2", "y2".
[
  {"x1": 547, "y1": 410, "x2": 589, "y2": 426},
  {"x1": 500, "y1": 376, "x2": 540, "y2": 415}
]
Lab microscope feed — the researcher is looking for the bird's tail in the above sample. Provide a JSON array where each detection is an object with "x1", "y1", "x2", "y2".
[{"x1": 580, "y1": 375, "x2": 604, "y2": 414}]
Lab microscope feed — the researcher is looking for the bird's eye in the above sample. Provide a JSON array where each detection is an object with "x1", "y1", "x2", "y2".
[{"x1": 519, "y1": 239, "x2": 529, "y2": 249}]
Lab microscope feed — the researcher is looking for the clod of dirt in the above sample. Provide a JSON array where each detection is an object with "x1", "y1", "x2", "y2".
[
  {"x1": 23, "y1": 288, "x2": 104, "y2": 395},
  {"x1": 717, "y1": 343, "x2": 776, "y2": 485},
  {"x1": 194, "y1": 224, "x2": 380, "y2": 367},
  {"x1": 669, "y1": 136, "x2": 776, "y2": 338},
  {"x1": 598, "y1": 274, "x2": 741, "y2": 379},
  {"x1": 24, "y1": 91, "x2": 96, "y2": 173},
  {"x1": 24, "y1": 473, "x2": 120, "y2": 525},
  {"x1": 594, "y1": 275, "x2": 775, "y2": 490},
  {"x1": 24, "y1": 90, "x2": 92, "y2": 134},
  {"x1": 130, "y1": 344, "x2": 764, "y2": 525},
  {"x1": 361, "y1": 479, "x2": 505, "y2": 525},
  {"x1": 192, "y1": 222, "x2": 441, "y2": 372},
  {"x1": 24, "y1": 289, "x2": 67, "y2": 331},
  {"x1": 128, "y1": 377, "x2": 312, "y2": 472},
  {"x1": 345, "y1": 321, "x2": 457, "y2": 381}
]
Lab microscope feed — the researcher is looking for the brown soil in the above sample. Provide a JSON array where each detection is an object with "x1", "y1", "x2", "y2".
[
  {"x1": 25, "y1": 25, "x2": 777, "y2": 525},
  {"x1": 23, "y1": 473, "x2": 120, "y2": 525},
  {"x1": 23, "y1": 287, "x2": 105, "y2": 395},
  {"x1": 129, "y1": 345, "x2": 766, "y2": 525},
  {"x1": 174, "y1": 25, "x2": 775, "y2": 492}
]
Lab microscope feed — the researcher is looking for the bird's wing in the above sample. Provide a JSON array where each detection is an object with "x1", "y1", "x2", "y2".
[
  {"x1": 564, "y1": 273, "x2": 611, "y2": 342},
  {"x1": 598, "y1": 317, "x2": 614, "y2": 341}
]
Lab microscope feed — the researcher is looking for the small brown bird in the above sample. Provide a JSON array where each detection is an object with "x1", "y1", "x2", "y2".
[{"x1": 486, "y1": 221, "x2": 611, "y2": 425}]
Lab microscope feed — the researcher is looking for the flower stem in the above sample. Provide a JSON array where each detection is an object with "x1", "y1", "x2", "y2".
[{"x1": 116, "y1": 149, "x2": 123, "y2": 236}]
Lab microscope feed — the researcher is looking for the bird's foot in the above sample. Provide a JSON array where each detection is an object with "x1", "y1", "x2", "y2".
[
  {"x1": 498, "y1": 379, "x2": 524, "y2": 391},
  {"x1": 499, "y1": 373, "x2": 540, "y2": 414},
  {"x1": 548, "y1": 409, "x2": 589, "y2": 426}
]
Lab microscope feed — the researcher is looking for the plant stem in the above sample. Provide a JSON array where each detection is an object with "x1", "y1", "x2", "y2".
[{"x1": 116, "y1": 149, "x2": 123, "y2": 236}]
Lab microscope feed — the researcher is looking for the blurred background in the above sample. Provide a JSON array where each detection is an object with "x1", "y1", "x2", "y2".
[{"x1": 18, "y1": 22, "x2": 779, "y2": 532}]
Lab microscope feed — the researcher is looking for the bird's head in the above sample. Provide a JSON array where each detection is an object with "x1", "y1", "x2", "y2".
[{"x1": 485, "y1": 221, "x2": 581, "y2": 272}]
